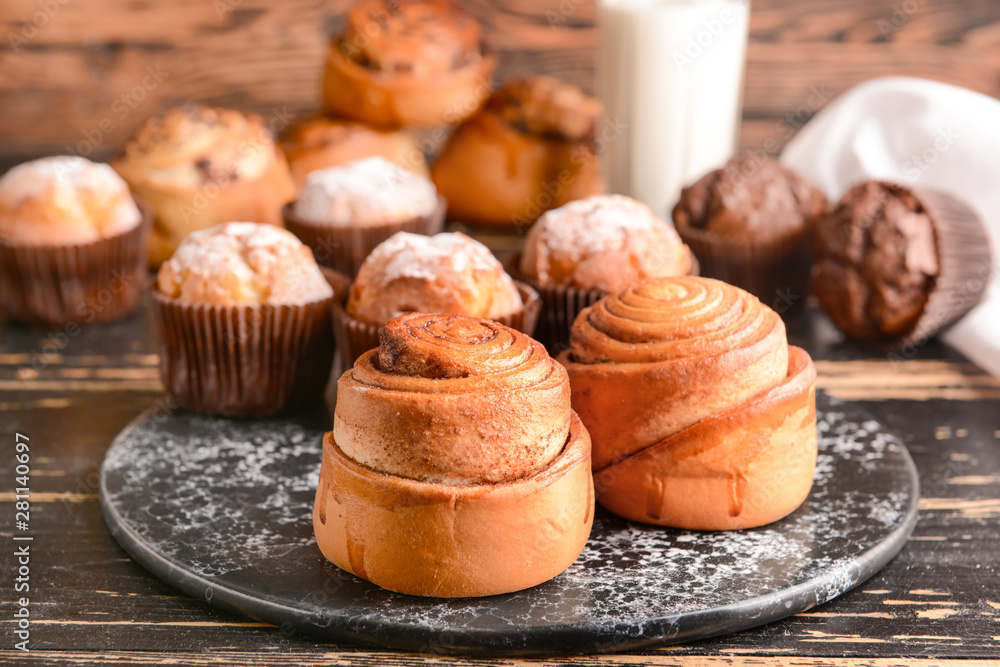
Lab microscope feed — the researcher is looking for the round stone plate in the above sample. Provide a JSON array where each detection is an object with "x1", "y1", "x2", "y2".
[{"x1": 100, "y1": 391, "x2": 918, "y2": 656}]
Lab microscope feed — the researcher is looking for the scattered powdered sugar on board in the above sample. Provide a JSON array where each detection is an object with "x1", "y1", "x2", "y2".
[{"x1": 100, "y1": 391, "x2": 917, "y2": 645}]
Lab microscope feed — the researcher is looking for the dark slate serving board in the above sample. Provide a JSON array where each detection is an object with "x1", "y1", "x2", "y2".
[{"x1": 99, "y1": 391, "x2": 918, "y2": 656}]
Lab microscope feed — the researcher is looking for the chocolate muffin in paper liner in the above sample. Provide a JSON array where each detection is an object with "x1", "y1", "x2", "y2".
[
  {"x1": 811, "y1": 181, "x2": 994, "y2": 350},
  {"x1": 150, "y1": 223, "x2": 336, "y2": 417},
  {"x1": 672, "y1": 154, "x2": 827, "y2": 310}
]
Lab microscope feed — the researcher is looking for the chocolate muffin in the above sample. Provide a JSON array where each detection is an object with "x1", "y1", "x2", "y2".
[
  {"x1": 672, "y1": 154, "x2": 827, "y2": 308},
  {"x1": 812, "y1": 181, "x2": 993, "y2": 348}
]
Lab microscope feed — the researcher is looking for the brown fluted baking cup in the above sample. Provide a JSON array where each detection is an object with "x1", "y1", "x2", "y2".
[
  {"x1": 149, "y1": 286, "x2": 335, "y2": 417},
  {"x1": 894, "y1": 186, "x2": 994, "y2": 351},
  {"x1": 282, "y1": 195, "x2": 447, "y2": 277},
  {"x1": 675, "y1": 222, "x2": 813, "y2": 313},
  {"x1": 0, "y1": 198, "x2": 152, "y2": 326},
  {"x1": 330, "y1": 275, "x2": 542, "y2": 368},
  {"x1": 508, "y1": 252, "x2": 700, "y2": 355}
]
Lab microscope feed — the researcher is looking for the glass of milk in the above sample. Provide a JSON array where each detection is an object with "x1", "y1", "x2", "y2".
[{"x1": 597, "y1": 0, "x2": 750, "y2": 218}]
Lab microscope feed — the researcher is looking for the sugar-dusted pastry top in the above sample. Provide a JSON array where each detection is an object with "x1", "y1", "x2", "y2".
[
  {"x1": 812, "y1": 181, "x2": 939, "y2": 339},
  {"x1": 0, "y1": 156, "x2": 142, "y2": 245},
  {"x1": 112, "y1": 105, "x2": 281, "y2": 191},
  {"x1": 673, "y1": 154, "x2": 827, "y2": 240},
  {"x1": 348, "y1": 231, "x2": 522, "y2": 324},
  {"x1": 157, "y1": 222, "x2": 333, "y2": 306},
  {"x1": 488, "y1": 76, "x2": 601, "y2": 142},
  {"x1": 520, "y1": 195, "x2": 692, "y2": 291},
  {"x1": 338, "y1": 0, "x2": 484, "y2": 76},
  {"x1": 293, "y1": 156, "x2": 439, "y2": 227}
]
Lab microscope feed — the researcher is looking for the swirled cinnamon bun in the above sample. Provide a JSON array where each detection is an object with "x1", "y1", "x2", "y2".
[
  {"x1": 322, "y1": 0, "x2": 496, "y2": 128},
  {"x1": 431, "y1": 76, "x2": 605, "y2": 228},
  {"x1": 314, "y1": 313, "x2": 593, "y2": 597},
  {"x1": 111, "y1": 105, "x2": 296, "y2": 267},
  {"x1": 559, "y1": 276, "x2": 817, "y2": 530}
]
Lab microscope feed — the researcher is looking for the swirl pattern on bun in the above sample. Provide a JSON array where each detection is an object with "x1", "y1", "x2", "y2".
[{"x1": 559, "y1": 277, "x2": 817, "y2": 530}]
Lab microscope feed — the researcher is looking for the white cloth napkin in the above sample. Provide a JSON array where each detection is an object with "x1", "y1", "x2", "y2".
[{"x1": 781, "y1": 76, "x2": 1000, "y2": 377}]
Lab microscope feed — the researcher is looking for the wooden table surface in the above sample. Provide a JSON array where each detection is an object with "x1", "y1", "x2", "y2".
[{"x1": 0, "y1": 295, "x2": 998, "y2": 666}]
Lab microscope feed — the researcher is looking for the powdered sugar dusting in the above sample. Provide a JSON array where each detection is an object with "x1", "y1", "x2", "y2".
[
  {"x1": 368, "y1": 232, "x2": 502, "y2": 283},
  {"x1": 294, "y1": 157, "x2": 438, "y2": 227}
]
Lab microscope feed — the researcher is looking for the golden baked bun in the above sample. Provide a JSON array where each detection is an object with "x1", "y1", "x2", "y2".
[
  {"x1": 431, "y1": 76, "x2": 605, "y2": 227},
  {"x1": 112, "y1": 105, "x2": 296, "y2": 267},
  {"x1": 558, "y1": 277, "x2": 817, "y2": 530},
  {"x1": 0, "y1": 156, "x2": 142, "y2": 245},
  {"x1": 347, "y1": 231, "x2": 522, "y2": 325},
  {"x1": 156, "y1": 222, "x2": 333, "y2": 307},
  {"x1": 314, "y1": 313, "x2": 593, "y2": 597},
  {"x1": 280, "y1": 116, "x2": 428, "y2": 188},
  {"x1": 322, "y1": 0, "x2": 496, "y2": 128},
  {"x1": 520, "y1": 194, "x2": 694, "y2": 292}
]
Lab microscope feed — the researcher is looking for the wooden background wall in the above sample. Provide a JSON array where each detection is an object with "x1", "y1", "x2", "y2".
[{"x1": 1, "y1": 0, "x2": 998, "y2": 165}]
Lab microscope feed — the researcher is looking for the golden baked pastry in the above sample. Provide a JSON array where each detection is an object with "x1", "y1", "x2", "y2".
[
  {"x1": 111, "y1": 104, "x2": 296, "y2": 267},
  {"x1": 314, "y1": 312, "x2": 594, "y2": 596},
  {"x1": 156, "y1": 222, "x2": 333, "y2": 306},
  {"x1": 280, "y1": 116, "x2": 428, "y2": 188},
  {"x1": 150, "y1": 222, "x2": 334, "y2": 416},
  {"x1": 322, "y1": 0, "x2": 496, "y2": 127},
  {"x1": 520, "y1": 194, "x2": 694, "y2": 292},
  {"x1": 558, "y1": 277, "x2": 817, "y2": 530},
  {"x1": 347, "y1": 231, "x2": 522, "y2": 324},
  {"x1": 431, "y1": 75, "x2": 605, "y2": 227},
  {"x1": 0, "y1": 156, "x2": 151, "y2": 325},
  {"x1": 283, "y1": 157, "x2": 446, "y2": 276}
]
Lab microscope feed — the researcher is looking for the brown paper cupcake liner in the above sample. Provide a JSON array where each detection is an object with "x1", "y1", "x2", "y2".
[
  {"x1": 149, "y1": 282, "x2": 335, "y2": 417},
  {"x1": 508, "y1": 252, "x2": 700, "y2": 355},
  {"x1": 675, "y1": 223, "x2": 813, "y2": 314},
  {"x1": 282, "y1": 195, "x2": 447, "y2": 277},
  {"x1": 0, "y1": 198, "x2": 153, "y2": 326},
  {"x1": 329, "y1": 270, "x2": 542, "y2": 368},
  {"x1": 893, "y1": 186, "x2": 994, "y2": 351}
]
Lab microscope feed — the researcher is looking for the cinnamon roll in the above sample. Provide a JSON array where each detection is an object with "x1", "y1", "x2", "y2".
[
  {"x1": 111, "y1": 105, "x2": 296, "y2": 267},
  {"x1": 558, "y1": 277, "x2": 817, "y2": 530},
  {"x1": 314, "y1": 313, "x2": 593, "y2": 597},
  {"x1": 322, "y1": 0, "x2": 496, "y2": 128},
  {"x1": 431, "y1": 76, "x2": 605, "y2": 227}
]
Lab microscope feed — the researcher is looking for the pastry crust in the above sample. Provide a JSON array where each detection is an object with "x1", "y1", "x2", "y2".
[
  {"x1": 322, "y1": 0, "x2": 495, "y2": 127},
  {"x1": 280, "y1": 116, "x2": 428, "y2": 188},
  {"x1": 559, "y1": 276, "x2": 817, "y2": 530},
  {"x1": 431, "y1": 76, "x2": 605, "y2": 227},
  {"x1": 111, "y1": 105, "x2": 296, "y2": 267},
  {"x1": 314, "y1": 312, "x2": 594, "y2": 596}
]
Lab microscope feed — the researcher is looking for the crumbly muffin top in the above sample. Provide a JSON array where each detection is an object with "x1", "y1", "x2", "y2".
[
  {"x1": 520, "y1": 195, "x2": 692, "y2": 291},
  {"x1": 348, "y1": 231, "x2": 522, "y2": 324},
  {"x1": 339, "y1": 0, "x2": 484, "y2": 76},
  {"x1": 293, "y1": 156, "x2": 439, "y2": 227},
  {"x1": 0, "y1": 156, "x2": 142, "y2": 245},
  {"x1": 157, "y1": 222, "x2": 333, "y2": 306},
  {"x1": 487, "y1": 76, "x2": 601, "y2": 142},
  {"x1": 673, "y1": 155, "x2": 827, "y2": 240}
]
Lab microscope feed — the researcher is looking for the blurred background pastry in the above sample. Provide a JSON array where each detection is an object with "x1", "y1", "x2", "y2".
[
  {"x1": 111, "y1": 104, "x2": 296, "y2": 267},
  {"x1": 514, "y1": 194, "x2": 694, "y2": 352},
  {"x1": 0, "y1": 155, "x2": 151, "y2": 325},
  {"x1": 672, "y1": 154, "x2": 826, "y2": 309},
  {"x1": 282, "y1": 156, "x2": 445, "y2": 276},
  {"x1": 280, "y1": 115, "x2": 428, "y2": 189},
  {"x1": 812, "y1": 180, "x2": 993, "y2": 349},
  {"x1": 151, "y1": 222, "x2": 334, "y2": 417},
  {"x1": 334, "y1": 231, "x2": 539, "y2": 365},
  {"x1": 431, "y1": 75, "x2": 605, "y2": 228},
  {"x1": 314, "y1": 312, "x2": 593, "y2": 597},
  {"x1": 322, "y1": 0, "x2": 495, "y2": 128},
  {"x1": 559, "y1": 276, "x2": 817, "y2": 530}
]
